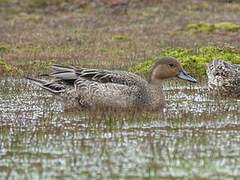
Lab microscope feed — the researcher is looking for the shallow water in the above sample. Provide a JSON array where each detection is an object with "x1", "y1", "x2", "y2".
[{"x1": 0, "y1": 78, "x2": 240, "y2": 179}]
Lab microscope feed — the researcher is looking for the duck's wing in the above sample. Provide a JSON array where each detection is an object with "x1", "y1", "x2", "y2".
[
  {"x1": 73, "y1": 78, "x2": 142, "y2": 109},
  {"x1": 25, "y1": 76, "x2": 145, "y2": 109},
  {"x1": 48, "y1": 64, "x2": 146, "y2": 86}
]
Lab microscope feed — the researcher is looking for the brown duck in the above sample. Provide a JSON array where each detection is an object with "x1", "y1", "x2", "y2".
[{"x1": 26, "y1": 57, "x2": 197, "y2": 111}]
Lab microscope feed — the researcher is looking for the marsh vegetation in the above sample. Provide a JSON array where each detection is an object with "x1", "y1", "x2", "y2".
[{"x1": 0, "y1": 0, "x2": 240, "y2": 179}]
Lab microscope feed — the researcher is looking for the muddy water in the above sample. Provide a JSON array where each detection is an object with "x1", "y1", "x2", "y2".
[{"x1": 0, "y1": 79, "x2": 239, "y2": 179}]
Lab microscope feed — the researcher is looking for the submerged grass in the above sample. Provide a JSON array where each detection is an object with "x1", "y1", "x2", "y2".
[
  {"x1": 0, "y1": 79, "x2": 240, "y2": 179},
  {"x1": 1, "y1": 46, "x2": 240, "y2": 179}
]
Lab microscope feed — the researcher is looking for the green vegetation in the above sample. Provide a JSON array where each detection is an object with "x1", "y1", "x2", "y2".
[
  {"x1": 112, "y1": 35, "x2": 130, "y2": 42},
  {"x1": 15, "y1": 61, "x2": 53, "y2": 76},
  {"x1": 26, "y1": 0, "x2": 48, "y2": 8},
  {"x1": 187, "y1": 22, "x2": 240, "y2": 32},
  {"x1": 130, "y1": 46, "x2": 240, "y2": 79},
  {"x1": 0, "y1": 59, "x2": 52, "y2": 76},
  {"x1": 0, "y1": 0, "x2": 64, "y2": 8},
  {"x1": 2, "y1": 46, "x2": 240, "y2": 78},
  {"x1": 0, "y1": 59, "x2": 18, "y2": 75},
  {"x1": 1, "y1": 1, "x2": 240, "y2": 78},
  {"x1": 0, "y1": 0, "x2": 9, "y2": 5},
  {"x1": 1, "y1": 1, "x2": 240, "y2": 179},
  {"x1": 0, "y1": 43, "x2": 9, "y2": 54}
]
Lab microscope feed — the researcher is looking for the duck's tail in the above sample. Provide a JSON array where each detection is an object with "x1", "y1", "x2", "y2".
[
  {"x1": 43, "y1": 64, "x2": 78, "y2": 85},
  {"x1": 25, "y1": 77, "x2": 66, "y2": 94}
]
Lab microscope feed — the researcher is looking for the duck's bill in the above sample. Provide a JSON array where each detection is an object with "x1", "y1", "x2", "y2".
[{"x1": 178, "y1": 69, "x2": 197, "y2": 83}]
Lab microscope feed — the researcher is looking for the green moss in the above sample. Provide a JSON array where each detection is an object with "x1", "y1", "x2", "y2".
[
  {"x1": 32, "y1": 61, "x2": 53, "y2": 72},
  {"x1": 0, "y1": 59, "x2": 53, "y2": 76},
  {"x1": 190, "y1": 2, "x2": 209, "y2": 11},
  {"x1": 25, "y1": 0, "x2": 48, "y2": 8},
  {"x1": 19, "y1": 61, "x2": 53, "y2": 75},
  {"x1": 129, "y1": 46, "x2": 240, "y2": 79},
  {"x1": 187, "y1": 23, "x2": 215, "y2": 33},
  {"x1": 112, "y1": 35, "x2": 130, "y2": 42},
  {"x1": 142, "y1": 7, "x2": 160, "y2": 17},
  {"x1": 187, "y1": 22, "x2": 240, "y2": 32},
  {"x1": 129, "y1": 60, "x2": 154, "y2": 76},
  {"x1": 0, "y1": 43, "x2": 10, "y2": 54},
  {"x1": 0, "y1": 0, "x2": 9, "y2": 5},
  {"x1": 215, "y1": 22, "x2": 240, "y2": 31},
  {"x1": 19, "y1": 13, "x2": 43, "y2": 23},
  {"x1": 0, "y1": 59, "x2": 22, "y2": 75},
  {"x1": 0, "y1": 59, "x2": 12, "y2": 72}
]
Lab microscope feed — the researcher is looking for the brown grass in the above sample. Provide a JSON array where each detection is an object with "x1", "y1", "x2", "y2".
[{"x1": 0, "y1": 0, "x2": 240, "y2": 76}]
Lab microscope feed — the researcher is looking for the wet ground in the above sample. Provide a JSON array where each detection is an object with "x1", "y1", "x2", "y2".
[{"x1": 0, "y1": 78, "x2": 240, "y2": 179}]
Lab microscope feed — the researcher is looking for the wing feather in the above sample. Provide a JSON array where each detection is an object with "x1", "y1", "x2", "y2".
[{"x1": 48, "y1": 64, "x2": 146, "y2": 87}]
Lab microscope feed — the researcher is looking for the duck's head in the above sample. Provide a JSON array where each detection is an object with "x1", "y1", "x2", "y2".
[{"x1": 149, "y1": 57, "x2": 197, "y2": 83}]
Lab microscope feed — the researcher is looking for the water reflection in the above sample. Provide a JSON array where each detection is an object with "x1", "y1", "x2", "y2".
[{"x1": 0, "y1": 78, "x2": 239, "y2": 179}]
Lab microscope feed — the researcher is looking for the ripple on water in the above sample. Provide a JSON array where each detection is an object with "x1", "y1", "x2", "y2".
[{"x1": 0, "y1": 78, "x2": 240, "y2": 179}]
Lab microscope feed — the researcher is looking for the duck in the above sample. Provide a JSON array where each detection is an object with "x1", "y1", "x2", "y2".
[
  {"x1": 207, "y1": 60, "x2": 240, "y2": 98},
  {"x1": 26, "y1": 57, "x2": 197, "y2": 111}
]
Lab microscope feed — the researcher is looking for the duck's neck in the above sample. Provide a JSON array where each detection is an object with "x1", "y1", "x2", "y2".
[
  {"x1": 148, "y1": 68, "x2": 163, "y2": 87},
  {"x1": 149, "y1": 78, "x2": 163, "y2": 89},
  {"x1": 148, "y1": 78, "x2": 165, "y2": 110}
]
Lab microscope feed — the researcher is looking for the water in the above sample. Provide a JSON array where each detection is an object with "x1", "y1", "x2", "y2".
[{"x1": 0, "y1": 78, "x2": 240, "y2": 179}]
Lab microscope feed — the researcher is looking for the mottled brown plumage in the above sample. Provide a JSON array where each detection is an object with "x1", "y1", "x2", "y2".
[{"x1": 26, "y1": 57, "x2": 197, "y2": 111}]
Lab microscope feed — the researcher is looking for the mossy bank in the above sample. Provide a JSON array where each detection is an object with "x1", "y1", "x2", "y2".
[
  {"x1": 186, "y1": 22, "x2": 240, "y2": 33},
  {"x1": 130, "y1": 46, "x2": 240, "y2": 80}
]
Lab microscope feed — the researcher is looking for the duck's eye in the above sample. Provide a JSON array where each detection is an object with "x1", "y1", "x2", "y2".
[{"x1": 169, "y1": 63, "x2": 175, "y2": 68}]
